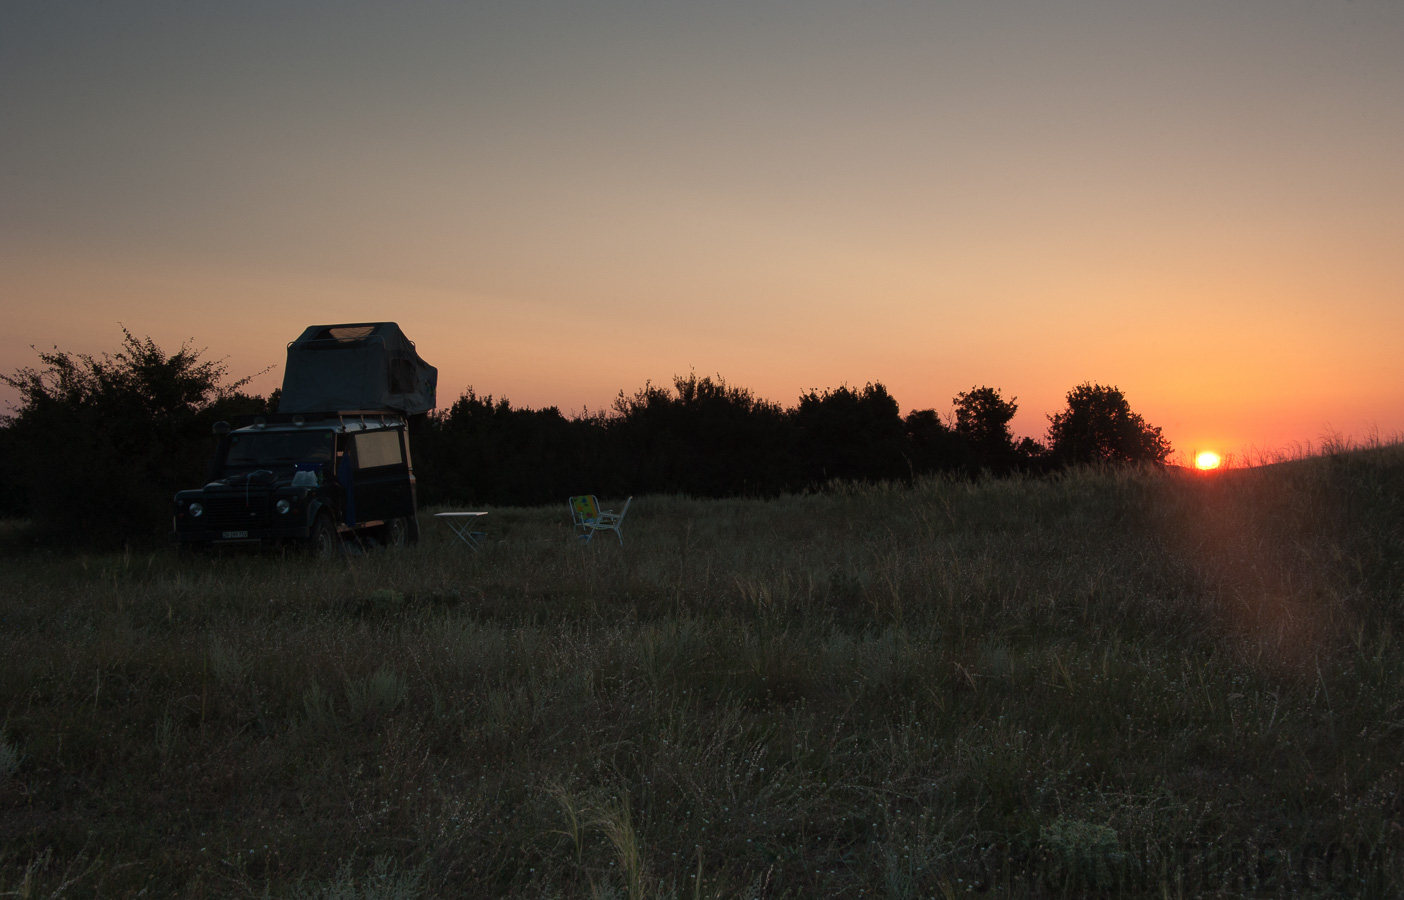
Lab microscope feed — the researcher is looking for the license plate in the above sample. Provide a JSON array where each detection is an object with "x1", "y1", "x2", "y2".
[{"x1": 221, "y1": 530, "x2": 249, "y2": 539}]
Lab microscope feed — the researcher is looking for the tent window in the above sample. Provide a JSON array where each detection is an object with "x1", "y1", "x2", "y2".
[
  {"x1": 389, "y1": 358, "x2": 416, "y2": 393},
  {"x1": 353, "y1": 430, "x2": 403, "y2": 469},
  {"x1": 318, "y1": 325, "x2": 376, "y2": 342}
]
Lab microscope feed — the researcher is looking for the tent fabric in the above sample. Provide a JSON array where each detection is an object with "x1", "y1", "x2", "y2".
[{"x1": 278, "y1": 322, "x2": 438, "y2": 415}]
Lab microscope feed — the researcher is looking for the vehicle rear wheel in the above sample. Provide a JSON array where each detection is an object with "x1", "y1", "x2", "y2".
[
  {"x1": 308, "y1": 514, "x2": 342, "y2": 559},
  {"x1": 382, "y1": 517, "x2": 410, "y2": 549}
]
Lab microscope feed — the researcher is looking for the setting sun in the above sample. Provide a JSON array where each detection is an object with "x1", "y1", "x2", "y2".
[{"x1": 1195, "y1": 451, "x2": 1222, "y2": 470}]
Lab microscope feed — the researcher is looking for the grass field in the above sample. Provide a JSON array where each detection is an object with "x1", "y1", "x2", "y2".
[{"x1": 2, "y1": 447, "x2": 1403, "y2": 897}]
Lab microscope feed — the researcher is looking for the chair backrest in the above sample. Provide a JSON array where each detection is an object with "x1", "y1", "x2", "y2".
[{"x1": 569, "y1": 495, "x2": 600, "y2": 524}]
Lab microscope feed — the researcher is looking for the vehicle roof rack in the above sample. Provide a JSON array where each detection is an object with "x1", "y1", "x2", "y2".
[{"x1": 230, "y1": 410, "x2": 406, "y2": 429}]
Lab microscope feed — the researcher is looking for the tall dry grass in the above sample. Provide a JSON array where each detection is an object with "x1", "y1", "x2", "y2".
[{"x1": 2, "y1": 445, "x2": 1403, "y2": 897}]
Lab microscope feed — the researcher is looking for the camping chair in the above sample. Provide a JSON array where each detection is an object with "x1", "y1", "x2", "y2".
[{"x1": 569, "y1": 495, "x2": 632, "y2": 544}]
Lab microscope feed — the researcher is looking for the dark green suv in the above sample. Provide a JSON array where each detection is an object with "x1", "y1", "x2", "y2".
[{"x1": 172, "y1": 412, "x2": 418, "y2": 555}]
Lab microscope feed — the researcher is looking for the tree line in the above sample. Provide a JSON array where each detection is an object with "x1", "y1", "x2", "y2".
[
  {"x1": 417, "y1": 376, "x2": 1169, "y2": 507},
  {"x1": 0, "y1": 332, "x2": 1169, "y2": 545}
]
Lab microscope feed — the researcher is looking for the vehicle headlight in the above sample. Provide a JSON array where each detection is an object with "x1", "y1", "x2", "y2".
[
  {"x1": 276, "y1": 499, "x2": 292, "y2": 514},
  {"x1": 188, "y1": 502, "x2": 204, "y2": 517}
]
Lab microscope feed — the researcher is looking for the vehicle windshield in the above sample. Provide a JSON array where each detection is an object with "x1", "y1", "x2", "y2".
[{"x1": 224, "y1": 430, "x2": 334, "y2": 468}]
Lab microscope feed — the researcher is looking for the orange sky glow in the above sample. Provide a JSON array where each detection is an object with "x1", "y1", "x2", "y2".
[{"x1": 3, "y1": 3, "x2": 1402, "y2": 466}]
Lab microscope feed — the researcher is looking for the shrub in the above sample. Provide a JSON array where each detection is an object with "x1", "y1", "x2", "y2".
[{"x1": 0, "y1": 330, "x2": 267, "y2": 545}]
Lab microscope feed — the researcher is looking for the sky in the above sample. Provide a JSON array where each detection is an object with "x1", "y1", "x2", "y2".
[{"x1": 3, "y1": 1, "x2": 1402, "y2": 464}]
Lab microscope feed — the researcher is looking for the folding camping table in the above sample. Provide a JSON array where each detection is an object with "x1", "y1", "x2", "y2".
[{"x1": 434, "y1": 511, "x2": 489, "y2": 550}]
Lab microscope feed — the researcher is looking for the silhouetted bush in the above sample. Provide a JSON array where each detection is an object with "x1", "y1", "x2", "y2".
[
  {"x1": 1046, "y1": 382, "x2": 1171, "y2": 465},
  {"x1": 0, "y1": 426, "x2": 25, "y2": 518},
  {"x1": 903, "y1": 408, "x2": 966, "y2": 476},
  {"x1": 416, "y1": 389, "x2": 616, "y2": 507},
  {"x1": 610, "y1": 374, "x2": 793, "y2": 496},
  {"x1": 0, "y1": 330, "x2": 265, "y2": 545},
  {"x1": 794, "y1": 383, "x2": 908, "y2": 485}
]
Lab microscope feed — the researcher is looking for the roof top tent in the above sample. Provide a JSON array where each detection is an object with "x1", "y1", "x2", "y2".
[{"x1": 278, "y1": 322, "x2": 437, "y2": 416}]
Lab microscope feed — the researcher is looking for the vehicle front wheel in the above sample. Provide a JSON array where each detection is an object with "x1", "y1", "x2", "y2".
[{"x1": 308, "y1": 514, "x2": 343, "y2": 559}]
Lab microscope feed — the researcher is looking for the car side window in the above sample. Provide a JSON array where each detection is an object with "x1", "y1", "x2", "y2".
[{"x1": 353, "y1": 430, "x2": 403, "y2": 469}]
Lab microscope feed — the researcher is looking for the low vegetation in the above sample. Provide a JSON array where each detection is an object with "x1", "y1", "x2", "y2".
[{"x1": 3, "y1": 445, "x2": 1403, "y2": 897}]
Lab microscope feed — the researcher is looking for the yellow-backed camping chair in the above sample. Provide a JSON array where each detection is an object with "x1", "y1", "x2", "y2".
[{"x1": 569, "y1": 495, "x2": 632, "y2": 544}]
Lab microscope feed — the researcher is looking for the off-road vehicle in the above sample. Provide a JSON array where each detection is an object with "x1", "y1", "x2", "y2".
[
  {"x1": 171, "y1": 322, "x2": 437, "y2": 555},
  {"x1": 172, "y1": 412, "x2": 419, "y2": 555}
]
